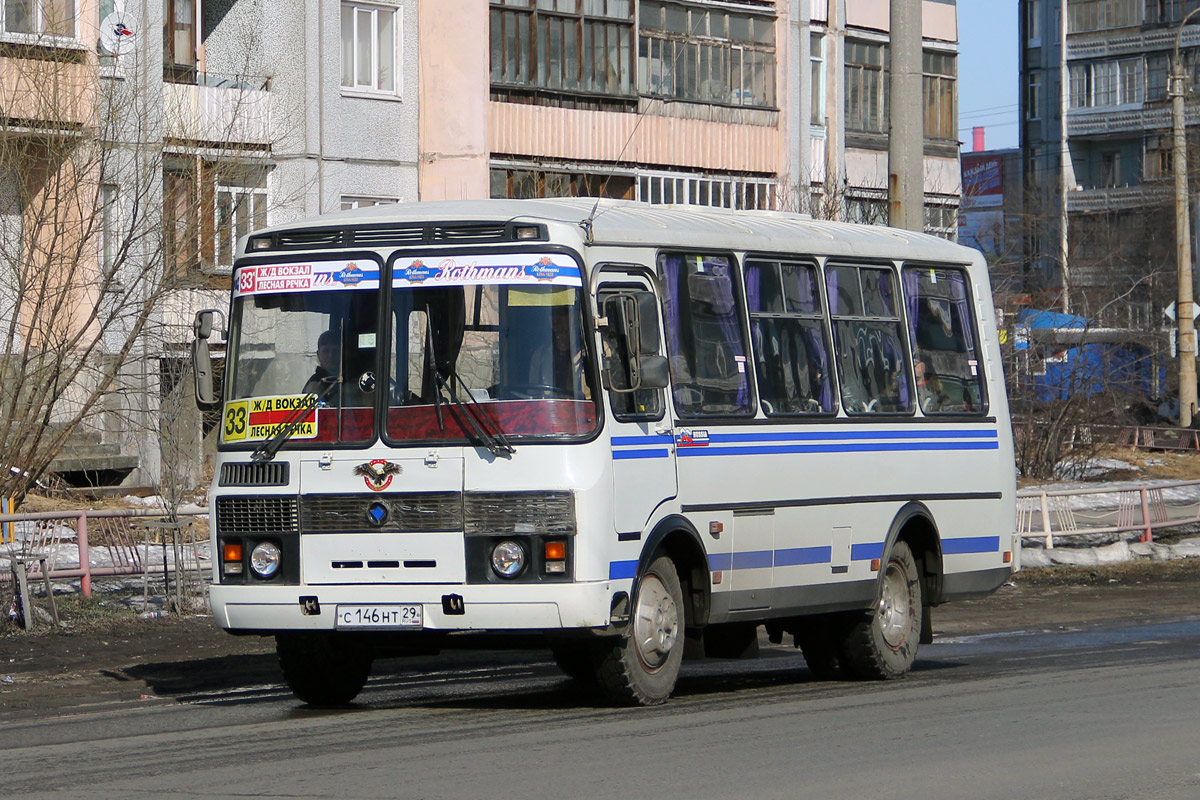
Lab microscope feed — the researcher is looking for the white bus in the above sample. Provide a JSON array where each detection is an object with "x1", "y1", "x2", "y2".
[{"x1": 193, "y1": 198, "x2": 1017, "y2": 706}]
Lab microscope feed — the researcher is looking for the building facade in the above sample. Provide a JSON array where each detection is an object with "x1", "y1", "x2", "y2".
[
  {"x1": 1, "y1": 0, "x2": 964, "y2": 491},
  {"x1": 1021, "y1": 0, "x2": 1194, "y2": 327}
]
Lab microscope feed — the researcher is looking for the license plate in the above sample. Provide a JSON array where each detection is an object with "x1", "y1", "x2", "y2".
[{"x1": 335, "y1": 604, "x2": 423, "y2": 629}]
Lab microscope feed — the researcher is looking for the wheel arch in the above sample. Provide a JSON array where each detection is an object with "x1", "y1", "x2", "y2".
[
  {"x1": 883, "y1": 501, "x2": 945, "y2": 605},
  {"x1": 635, "y1": 514, "x2": 712, "y2": 630}
]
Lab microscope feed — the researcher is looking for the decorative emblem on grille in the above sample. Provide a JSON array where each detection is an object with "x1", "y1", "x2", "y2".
[
  {"x1": 367, "y1": 501, "x2": 389, "y2": 527},
  {"x1": 354, "y1": 459, "x2": 402, "y2": 492}
]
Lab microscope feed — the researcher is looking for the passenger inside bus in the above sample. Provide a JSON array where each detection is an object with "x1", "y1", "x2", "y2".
[
  {"x1": 527, "y1": 309, "x2": 589, "y2": 399},
  {"x1": 303, "y1": 329, "x2": 340, "y2": 396}
]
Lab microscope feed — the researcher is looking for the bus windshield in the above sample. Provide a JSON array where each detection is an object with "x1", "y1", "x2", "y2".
[
  {"x1": 386, "y1": 253, "x2": 599, "y2": 444},
  {"x1": 224, "y1": 259, "x2": 382, "y2": 447}
]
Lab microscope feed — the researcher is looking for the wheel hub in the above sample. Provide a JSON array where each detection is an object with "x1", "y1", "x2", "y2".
[
  {"x1": 878, "y1": 561, "x2": 911, "y2": 650},
  {"x1": 633, "y1": 573, "x2": 679, "y2": 670}
]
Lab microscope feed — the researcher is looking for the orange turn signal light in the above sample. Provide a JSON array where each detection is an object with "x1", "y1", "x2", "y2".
[
  {"x1": 544, "y1": 541, "x2": 566, "y2": 561},
  {"x1": 223, "y1": 542, "x2": 243, "y2": 562}
]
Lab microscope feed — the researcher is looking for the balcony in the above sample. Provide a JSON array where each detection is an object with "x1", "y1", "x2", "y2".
[
  {"x1": 0, "y1": 47, "x2": 96, "y2": 132},
  {"x1": 1067, "y1": 184, "x2": 1171, "y2": 213},
  {"x1": 163, "y1": 72, "x2": 271, "y2": 148}
]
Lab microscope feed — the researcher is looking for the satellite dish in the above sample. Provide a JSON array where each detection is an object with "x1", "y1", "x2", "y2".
[{"x1": 99, "y1": 10, "x2": 135, "y2": 56}]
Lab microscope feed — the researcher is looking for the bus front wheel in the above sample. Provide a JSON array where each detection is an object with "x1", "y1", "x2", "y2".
[
  {"x1": 276, "y1": 632, "x2": 373, "y2": 706},
  {"x1": 594, "y1": 555, "x2": 685, "y2": 706},
  {"x1": 840, "y1": 540, "x2": 923, "y2": 680}
]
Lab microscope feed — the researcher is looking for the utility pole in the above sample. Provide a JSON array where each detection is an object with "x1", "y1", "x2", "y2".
[
  {"x1": 888, "y1": 0, "x2": 923, "y2": 232},
  {"x1": 1173, "y1": 11, "x2": 1200, "y2": 427}
]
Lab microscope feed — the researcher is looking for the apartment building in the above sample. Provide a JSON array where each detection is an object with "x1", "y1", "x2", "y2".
[
  {"x1": 422, "y1": 0, "x2": 961, "y2": 234},
  {"x1": 1021, "y1": 0, "x2": 1195, "y2": 325},
  {"x1": 0, "y1": 0, "x2": 963, "y2": 490}
]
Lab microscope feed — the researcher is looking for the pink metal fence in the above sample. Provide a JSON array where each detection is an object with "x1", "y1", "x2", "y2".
[{"x1": 0, "y1": 507, "x2": 208, "y2": 597}]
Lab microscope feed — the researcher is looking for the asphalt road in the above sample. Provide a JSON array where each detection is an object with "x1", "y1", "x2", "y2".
[{"x1": 4, "y1": 614, "x2": 1200, "y2": 800}]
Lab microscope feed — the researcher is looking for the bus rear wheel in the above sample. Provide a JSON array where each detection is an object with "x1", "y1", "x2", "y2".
[
  {"x1": 276, "y1": 632, "x2": 373, "y2": 706},
  {"x1": 594, "y1": 555, "x2": 684, "y2": 706},
  {"x1": 840, "y1": 541, "x2": 922, "y2": 680}
]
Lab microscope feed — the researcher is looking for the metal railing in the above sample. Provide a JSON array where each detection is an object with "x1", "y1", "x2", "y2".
[
  {"x1": 0, "y1": 507, "x2": 208, "y2": 597},
  {"x1": 1017, "y1": 479, "x2": 1200, "y2": 548}
]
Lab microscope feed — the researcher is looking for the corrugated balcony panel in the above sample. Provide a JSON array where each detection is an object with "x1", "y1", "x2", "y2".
[
  {"x1": 0, "y1": 54, "x2": 96, "y2": 129},
  {"x1": 490, "y1": 102, "x2": 781, "y2": 174},
  {"x1": 164, "y1": 81, "x2": 272, "y2": 146},
  {"x1": 1066, "y1": 107, "x2": 1170, "y2": 137},
  {"x1": 1067, "y1": 185, "x2": 1171, "y2": 213}
]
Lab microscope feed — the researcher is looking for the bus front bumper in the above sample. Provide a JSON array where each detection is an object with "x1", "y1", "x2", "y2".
[{"x1": 209, "y1": 581, "x2": 619, "y2": 633}]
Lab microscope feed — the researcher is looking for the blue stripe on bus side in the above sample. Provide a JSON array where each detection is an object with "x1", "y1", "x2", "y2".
[
  {"x1": 609, "y1": 560, "x2": 639, "y2": 580},
  {"x1": 707, "y1": 429, "x2": 998, "y2": 443},
  {"x1": 678, "y1": 441, "x2": 1000, "y2": 457},
  {"x1": 612, "y1": 448, "x2": 671, "y2": 460},
  {"x1": 612, "y1": 435, "x2": 674, "y2": 446},
  {"x1": 941, "y1": 536, "x2": 1002, "y2": 554},
  {"x1": 626, "y1": 538, "x2": 1000, "y2": 579}
]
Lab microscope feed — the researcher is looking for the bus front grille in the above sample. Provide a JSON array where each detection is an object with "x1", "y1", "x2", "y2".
[
  {"x1": 216, "y1": 496, "x2": 300, "y2": 535},
  {"x1": 218, "y1": 462, "x2": 290, "y2": 487},
  {"x1": 301, "y1": 493, "x2": 463, "y2": 533}
]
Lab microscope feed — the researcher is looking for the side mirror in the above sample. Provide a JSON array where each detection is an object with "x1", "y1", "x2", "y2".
[
  {"x1": 636, "y1": 354, "x2": 669, "y2": 390},
  {"x1": 635, "y1": 291, "x2": 660, "y2": 354},
  {"x1": 601, "y1": 292, "x2": 666, "y2": 393},
  {"x1": 193, "y1": 309, "x2": 219, "y2": 410}
]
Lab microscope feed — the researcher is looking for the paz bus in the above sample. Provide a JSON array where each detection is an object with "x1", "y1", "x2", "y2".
[{"x1": 192, "y1": 198, "x2": 1017, "y2": 706}]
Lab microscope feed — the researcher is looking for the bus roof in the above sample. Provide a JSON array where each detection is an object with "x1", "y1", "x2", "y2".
[{"x1": 246, "y1": 198, "x2": 976, "y2": 265}]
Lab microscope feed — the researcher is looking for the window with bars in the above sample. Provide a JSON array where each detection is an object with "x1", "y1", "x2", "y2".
[
  {"x1": 341, "y1": 2, "x2": 397, "y2": 94},
  {"x1": 845, "y1": 39, "x2": 888, "y2": 134},
  {"x1": 638, "y1": 172, "x2": 776, "y2": 209},
  {"x1": 490, "y1": 0, "x2": 635, "y2": 98},
  {"x1": 923, "y1": 50, "x2": 955, "y2": 140},
  {"x1": 4, "y1": 0, "x2": 75, "y2": 38},
  {"x1": 637, "y1": 0, "x2": 776, "y2": 108}
]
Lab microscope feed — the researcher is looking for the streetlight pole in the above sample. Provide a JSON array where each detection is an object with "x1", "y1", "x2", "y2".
[{"x1": 1172, "y1": 10, "x2": 1200, "y2": 427}]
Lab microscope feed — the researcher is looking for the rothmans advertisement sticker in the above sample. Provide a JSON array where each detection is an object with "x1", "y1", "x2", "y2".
[
  {"x1": 392, "y1": 254, "x2": 582, "y2": 288},
  {"x1": 234, "y1": 260, "x2": 381, "y2": 298}
]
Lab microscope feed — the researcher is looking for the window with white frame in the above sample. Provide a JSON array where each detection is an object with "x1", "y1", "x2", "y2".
[
  {"x1": 1026, "y1": 71, "x2": 1042, "y2": 120},
  {"x1": 341, "y1": 196, "x2": 399, "y2": 211},
  {"x1": 216, "y1": 184, "x2": 266, "y2": 270},
  {"x1": 810, "y1": 32, "x2": 825, "y2": 126},
  {"x1": 4, "y1": 0, "x2": 75, "y2": 38},
  {"x1": 341, "y1": 2, "x2": 398, "y2": 94},
  {"x1": 1070, "y1": 58, "x2": 1145, "y2": 108}
]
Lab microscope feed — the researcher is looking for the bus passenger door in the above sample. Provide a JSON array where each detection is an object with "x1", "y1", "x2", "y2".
[{"x1": 598, "y1": 275, "x2": 678, "y2": 536}]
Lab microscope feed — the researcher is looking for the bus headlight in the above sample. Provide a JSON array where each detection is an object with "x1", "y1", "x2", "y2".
[
  {"x1": 490, "y1": 540, "x2": 526, "y2": 578},
  {"x1": 249, "y1": 541, "x2": 281, "y2": 578}
]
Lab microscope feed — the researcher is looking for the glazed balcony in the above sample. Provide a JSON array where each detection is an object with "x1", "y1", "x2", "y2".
[
  {"x1": 163, "y1": 72, "x2": 272, "y2": 148},
  {"x1": 0, "y1": 45, "x2": 96, "y2": 132}
]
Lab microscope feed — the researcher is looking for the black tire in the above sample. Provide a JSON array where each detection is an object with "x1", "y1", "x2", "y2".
[
  {"x1": 593, "y1": 555, "x2": 685, "y2": 706},
  {"x1": 276, "y1": 632, "x2": 373, "y2": 706},
  {"x1": 794, "y1": 616, "x2": 844, "y2": 680},
  {"x1": 549, "y1": 641, "x2": 599, "y2": 685},
  {"x1": 840, "y1": 540, "x2": 923, "y2": 680}
]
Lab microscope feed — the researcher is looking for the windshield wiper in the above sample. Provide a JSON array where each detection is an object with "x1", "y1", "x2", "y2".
[
  {"x1": 252, "y1": 379, "x2": 338, "y2": 462},
  {"x1": 434, "y1": 370, "x2": 514, "y2": 458}
]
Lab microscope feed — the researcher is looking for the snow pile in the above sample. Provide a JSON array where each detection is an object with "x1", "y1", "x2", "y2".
[{"x1": 1021, "y1": 536, "x2": 1200, "y2": 568}]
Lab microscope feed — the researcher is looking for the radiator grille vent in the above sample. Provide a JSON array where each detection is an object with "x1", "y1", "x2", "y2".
[
  {"x1": 464, "y1": 491, "x2": 575, "y2": 535},
  {"x1": 219, "y1": 462, "x2": 290, "y2": 487},
  {"x1": 254, "y1": 222, "x2": 545, "y2": 252},
  {"x1": 216, "y1": 496, "x2": 300, "y2": 535},
  {"x1": 302, "y1": 493, "x2": 463, "y2": 532}
]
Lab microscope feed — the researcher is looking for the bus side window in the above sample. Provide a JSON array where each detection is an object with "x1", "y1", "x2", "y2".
[
  {"x1": 903, "y1": 266, "x2": 987, "y2": 415},
  {"x1": 659, "y1": 252, "x2": 754, "y2": 418},
  {"x1": 745, "y1": 260, "x2": 836, "y2": 415},
  {"x1": 827, "y1": 265, "x2": 913, "y2": 415},
  {"x1": 599, "y1": 289, "x2": 664, "y2": 422}
]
